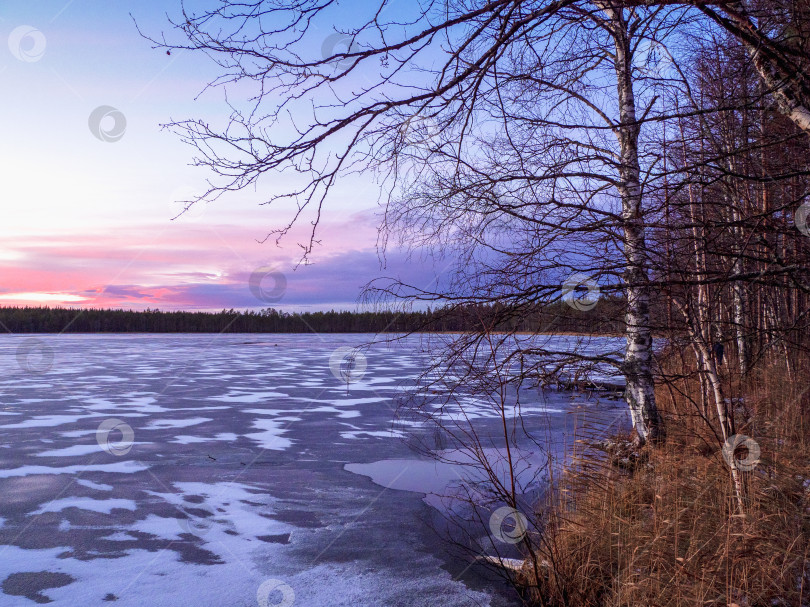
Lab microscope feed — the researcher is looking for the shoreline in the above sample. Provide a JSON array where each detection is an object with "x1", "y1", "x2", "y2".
[{"x1": 0, "y1": 330, "x2": 624, "y2": 337}]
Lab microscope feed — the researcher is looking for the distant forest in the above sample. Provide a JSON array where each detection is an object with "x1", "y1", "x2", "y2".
[{"x1": 0, "y1": 300, "x2": 625, "y2": 334}]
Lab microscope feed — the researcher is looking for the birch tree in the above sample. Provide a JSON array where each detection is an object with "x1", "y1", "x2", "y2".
[
  {"x1": 601, "y1": 2, "x2": 663, "y2": 442},
  {"x1": 148, "y1": 1, "x2": 698, "y2": 445},
  {"x1": 648, "y1": 25, "x2": 810, "y2": 511},
  {"x1": 376, "y1": 2, "x2": 677, "y2": 444},
  {"x1": 621, "y1": 0, "x2": 810, "y2": 135}
]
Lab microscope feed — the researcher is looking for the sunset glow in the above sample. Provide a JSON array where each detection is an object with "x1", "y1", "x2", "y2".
[{"x1": 1, "y1": 1, "x2": 404, "y2": 311}]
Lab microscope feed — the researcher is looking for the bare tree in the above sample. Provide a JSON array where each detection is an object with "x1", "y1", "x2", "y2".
[
  {"x1": 148, "y1": 1, "x2": 690, "y2": 445},
  {"x1": 375, "y1": 1, "x2": 681, "y2": 445},
  {"x1": 620, "y1": 0, "x2": 810, "y2": 134},
  {"x1": 645, "y1": 24, "x2": 810, "y2": 511}
]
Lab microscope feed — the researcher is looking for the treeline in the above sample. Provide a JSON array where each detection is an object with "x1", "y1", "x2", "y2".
[{"x1": 0, "y1": 299, "x2": 625, "y2": 334}]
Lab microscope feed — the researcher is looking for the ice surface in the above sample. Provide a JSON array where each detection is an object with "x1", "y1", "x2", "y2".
[{"x1": 0, "y1": 333, "x2": 626, "y2": 606}]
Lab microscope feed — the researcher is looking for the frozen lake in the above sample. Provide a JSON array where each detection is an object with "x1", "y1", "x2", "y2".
[{"x1": 0, "y1": 334, "x2": 628, "y2": 606}]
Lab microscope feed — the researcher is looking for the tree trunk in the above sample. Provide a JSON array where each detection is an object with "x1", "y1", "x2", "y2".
[
  {"x1": 731, "y1": 267, "x2": 750, "y2": 375},
  {"x1": 606, "y1": 6, "x2": 665, "y2": 445},
  {"x1": 620, "y1": 1, "x2": 810, "y2": 135},
  {"x1": 672, "y1": 298, "x2": 747, "y2": 514}
]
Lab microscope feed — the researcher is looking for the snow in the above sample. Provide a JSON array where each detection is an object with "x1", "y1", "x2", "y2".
[
  {"x1": 0, "y1": 461, "x2": 148, "y2": 478},
  {"x1": 60, "y1": 429, "x2": 100, "y2": 438},
  {"x1": 84, "y1": 395, "x2": 169, "y2": 414},
  {"x1": 308, "y1": 406, "x2": 361, "y2": 419},
  {"x1": 130, "y1": 514, "x2": 188, "y2": 541},
  {"x1": 0, "y1": 415, "x2": 96, "y2": 429},
  {"x1": 75, "y1": 479, "x2": 113, "y2": 491},
  {"x1": 37, "y1": 443, "x2": 151, "y2": 457},
  {"x1": 98, "y1": 531, "x2": 138, "y2": 542},
  {"x1": 210, "y1": 391, "x2": 287, "y2": 403},
  {"x1": 340, "y1": 430, "x2": 406, "y2": 440},
  {"x1": 170, "y1": 432, "x2": 238, "y2": 445},
  {"x1": 244, "y1": 418, "x2": 293, "y2": 450},
  {"x1": 33, "y1": 497, "x2": 138, "y2": 515},
  {"x1": 0, "y1": 544, "x2": 286, "y2": 607},
  {"x1": 143, "y1": 417, "x2": 212, "y2": 430}
]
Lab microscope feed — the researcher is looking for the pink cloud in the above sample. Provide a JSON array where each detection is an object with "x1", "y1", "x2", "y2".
[{"x1": 0, "y1": 212, "x2": 438, "y2": 311}]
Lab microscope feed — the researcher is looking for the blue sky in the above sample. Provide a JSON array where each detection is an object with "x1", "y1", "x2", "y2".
[{"x1": 0, "y1": 0, "x2": 433, "y2": 311}]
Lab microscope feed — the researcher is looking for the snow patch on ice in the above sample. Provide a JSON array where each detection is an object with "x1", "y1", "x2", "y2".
[
  {"x1": 244, "y1": 418, "x2": 292, "y2": 450},
  {"x1": 99, "y1": 531, "x2": 138, "y2": 542},
  {"x1": 0, "y1": 461, "x2": 148, "y2": 478},
  {"x1": 84, "y1": 395, "x2": 168, "y2": 414},
  {"x1": 340, "y1": 430, "x2": 406, "y2": 440},
  {"x1": 37, "y1": 443, "x2": 151, "y2": 458},
  {"x1": 33, "y1": 497, "x2": 137, "y2": 515},
  {"x1": 76, "y1": 479, "x2": 114, "y2": 491},
  {"x1": 309, "y1": 406, "x2": 361, "y2": 419},
  {"x1": 144, "y1": 417, "x2": 211, "y2": 430},
  {"x1": 0, "y1": 415, "x2": 97, "y2": 429},
  {"x1": 170, "y1": 433, "x2": 238, "y2": 445},
  {"x1": 209, "y1": 391, "x2": 286, "y2": 403},
  {"x1": 0, "y1": 543, "x2": 288, "y2": 607}
]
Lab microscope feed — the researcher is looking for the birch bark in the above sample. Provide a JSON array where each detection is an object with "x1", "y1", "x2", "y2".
[{"x1": 600, "y1": 4, "x2": 665, "y2": 444}]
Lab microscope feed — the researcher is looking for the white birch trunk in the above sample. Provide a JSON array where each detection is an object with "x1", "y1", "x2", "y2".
[
  {"x1": 731, "y1": 263, "x2": 750, "y2": 375},
  {"x1": 672, "y1": 299, "x2": 747, "y2": 514},
  {"x1": 744, "y1": 44, "x2": 810, "y2": 135},
  {"x1": 619, "y1": 1, "x2": 810, "y2": 135},
  {"x1": 602, "y1": 5, "x2": 664, "y2": 444}
]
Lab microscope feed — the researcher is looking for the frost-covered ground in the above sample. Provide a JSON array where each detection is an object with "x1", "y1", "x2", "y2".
[{"x1": 0, "y1": 334, "x2": 627, "y2": 606}]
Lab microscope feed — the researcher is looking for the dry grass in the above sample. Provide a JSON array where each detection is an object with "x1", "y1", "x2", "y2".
[{"x1": 520, "y1": 353, "x2": 810, "y2": 607}]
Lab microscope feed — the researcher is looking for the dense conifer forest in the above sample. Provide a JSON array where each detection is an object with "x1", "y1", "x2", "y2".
[{"x1": 0, "y1": 300, "x2": 626, "y2": 334}]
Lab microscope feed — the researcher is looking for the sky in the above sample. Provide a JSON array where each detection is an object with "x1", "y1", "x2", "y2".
[{"x1": 0, "y1": 0, "x2": 433, "y2": 312}]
